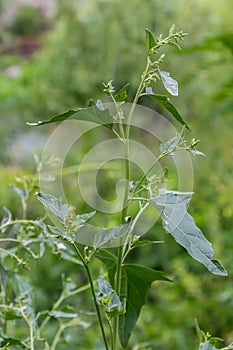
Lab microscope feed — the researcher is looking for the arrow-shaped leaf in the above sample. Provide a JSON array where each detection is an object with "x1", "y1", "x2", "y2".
[
  {"x1": 27, "y1": 102, "x2": 114, "y2": 129},
  {"x1": 36, "y1": 192, "x2": 69, "y2": 223},
  {"x1": 150, "y1": 192, "x2": 227, "y2": 276},
  {"x1": 119, "y1": 264, "x2": 170, "y2": 347},
  {"x1": 94, "y1": 223, "x2": 129, "y2": 250},
  {"x1": 94, "y1": 249, "x2": 117, "y2": 287}
]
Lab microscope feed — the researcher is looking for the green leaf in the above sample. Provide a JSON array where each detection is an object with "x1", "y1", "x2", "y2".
[
  {"x1": 36, "y1": 192, "x2": 69, "y2": 223},
  {"x1": 27, "y1": 102, "x2": 114, "y2": 129},
  {"x1": 168, "y1": 41, "x2": 182, "y2": 50},
  {"x1": 94, "y1": 223, "x2": 129, "y2": 250},
  {"x1": 159, "y1": 70, "x2": 179, "y2": 96},
  {"x1": 74, "y1": 211, "x2": 96, "y2": 229},
  {"x1": 150, "y1": 192, "x2": 227, "y2": 276},
  {"x1": 119, "y1": 264, "x2": 170, "y2": 347},
  {"x1": 4, "y1": 309, "x2": 21, "y2": 321},
  {"x1": 97, "y1": 276, "x2": 124, "y2": 318},
  {"x1": 190, "y1": 148, "x2": 205, "y2": 156},
  {"x1": 43, "y1": 343, "x2": 50, "y2": 350},
  {"x1": 1, "y1": 207, "x2": 12, "y2": 233},
  {"x1": 48, "y1": 225, "x2": 72, "y2": 242},
  {"x1": 201, "y1": 343, "x2": 218, "y2": 350},
  {"x1": 12, "y1": 185, "x2": 28, "y2": 201},
  {"x1": 160, "y1": 135, "x2": 181, "y2": 154},
  {"x1": 145, "y1": 28, "x2": 156, "y2": 51},
  {"x1": 132, "y1": 239, "x2": 164, "y2": 248},
  {"x1": 142, "y1": 93, "x2": 190, "y2": 130},
  {"x1": 115, "y1": 83, "x2": 130, "y2": 102},
  {"x1": 0, "y1": 334, "x2": 26, "y2": 347},
  {"x1": 94, "y1": 249, "x2": 117, "y2": 287}
]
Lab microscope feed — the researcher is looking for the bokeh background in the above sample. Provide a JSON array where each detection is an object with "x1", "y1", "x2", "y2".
[{"x1": 0, "y1": 0, "x2": 232, "y2": 349}]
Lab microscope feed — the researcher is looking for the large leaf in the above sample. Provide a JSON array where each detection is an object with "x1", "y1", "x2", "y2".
[
  {"x1": 150, "y1": 192, "x2": 227, "y2": 276},
  {"x1": 27, "y1": 101, "x2": 114, "y2": 129},
  {"x1": 119, "y1": 264, "x2": 170, "y2": 347},
  {"x1": 0, "y1": 334, "x2": 26, "y2": 347},
  {"x1": 94, "y1": 249, "x2": 117, "y2": 287},
  {"x1": 141, "y1": 93, "x2": 190, "y2": 130},
  {"x1": 36, "y1": 192, "x2": 69, "y2": 223},
  {"x1": 94, "y1": 223, "x2": 129, "y2": 250}
]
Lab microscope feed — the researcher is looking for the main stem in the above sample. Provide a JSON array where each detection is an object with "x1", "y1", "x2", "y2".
[
  {"x1": 112, "y1": 55, "x2": 151, "y2": 349},
  {"x1": 72, "y1": 242, "x2": 109, "y2": 350}
]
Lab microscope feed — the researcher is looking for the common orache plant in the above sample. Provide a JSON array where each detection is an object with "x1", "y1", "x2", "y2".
[{"x1": 0, "y1": 27, "x2": 229, "y2": 350}]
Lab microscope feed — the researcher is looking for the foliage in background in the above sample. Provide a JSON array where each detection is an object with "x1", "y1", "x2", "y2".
[{"x1": 0, "y1": 0, "x2": 233, "y2": 348}]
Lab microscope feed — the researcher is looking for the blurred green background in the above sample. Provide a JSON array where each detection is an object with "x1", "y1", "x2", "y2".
[{"x1": 0, "y1": 0, "x2": 232, "y2": 349}]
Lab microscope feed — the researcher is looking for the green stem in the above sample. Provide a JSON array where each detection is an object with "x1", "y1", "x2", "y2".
[
  {"x1": 72, "y1": 242, "x2": 109, "y2": 350},
  {"x1": 29, "y1": 322, "x2": 35, "y2": 350},
  {"x1": 51, "y1": 324, "x2": 64, "y2": 350},
  {"x1": 39, "y1": 283, "x2": 90, "y2": 334},
  {"x1": 0, "y1": 219, "x2": 36, "y2": 232},
  {"x1": 129, "y1": 151, "x2": 170, "y2": 204},
  {"x1": 112, "y1": 55, "x2": 152, "y2": 350}
]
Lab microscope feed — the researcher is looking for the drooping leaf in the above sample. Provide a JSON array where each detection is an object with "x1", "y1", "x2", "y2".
[
  {"x1": 160, "y1": 135, "x2": 181, "y2": 154},
  {"x1": 145, "y1": 28, "x2": 156, "y2": 51},
  {"x1": 49, "y1": 310, "x2": 78, "y2": 319},
  {"x1": 141, "y1": 93, "x2": 190, "y2": 130},
  {"x1": 115, "y1": 83, "x2": 130, "y2": 102},
  {"x1": 94, "y1": 249, "x2": 117, "y2": 287},
  {"x1": 43, "y1": 343, "x2": 50, "y2": 350},
  {"x1": 159, "y1": 70, "x2": 179, "y2": 96},
  {"x1": 74, "y1": 211, "x2": 96, "y2": 229},
  {"x1": 12, "y1": 185, "x2": 28, "y2": 201},
  {"x1": 4, "y1": 308, "x2": 21, "y2": 321},
  {"x1": 201, "y1": 343, "x2": 218, "y2": 350},
  {"x1": 36, "y1": 192, "x2": 69, "y2": 223},
  {"x1": 27, "y1": 103, "x2": 114, "y2": 129},
  {"x1": 119, "y1": 264, "x2": 170, "y2": 347},
  {"x1": 1, "y1": 207, "x2": 12, "y2": 233},
  {"x1": 94, "y1": 223, "x2": 129, "y2": 250},
  {"x1": 190, "y1": 148, "x2": 205, "y2": 156},
  {"x1": 97, "y1": 276, "x2": 124, "y2": 318},
  {"x1": 48, "y1": 225, "x2": 72, "y2": 242},
  {"x1": 150, "y1": 192, "x2": 227, "y2": 276},
  {"x1": 167, "y1": 41, "x2": 182, "y2": 50},
  {"x1": 0, "y1": 334, "x2": 26, "y2": 347},
  {"x1": 132, "y1": 239, "x2": 164, "y2": 248}
]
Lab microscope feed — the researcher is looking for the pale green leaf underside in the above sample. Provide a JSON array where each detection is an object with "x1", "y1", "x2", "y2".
[
  {"x1": 36, "y1": 192, "x2": 69, "y2": 223},
  {"x1": 150, "y1": 192, "x2": 227, "y2": 276},
  {"x1": 94, "y1": 223, "x2": 129, "y2": 250},
  {"x1": 159, "y1": 70, "x2": 179, "y2": 96}
]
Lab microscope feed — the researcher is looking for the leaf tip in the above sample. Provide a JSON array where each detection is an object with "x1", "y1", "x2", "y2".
[{"x1": 26, "y1": 121, "x2": 42, "y2": 126}]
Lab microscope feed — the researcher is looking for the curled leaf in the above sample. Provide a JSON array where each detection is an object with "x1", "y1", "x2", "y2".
[{"x1": 159, "y1": 70, "x2": 179, "y2": 96}]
